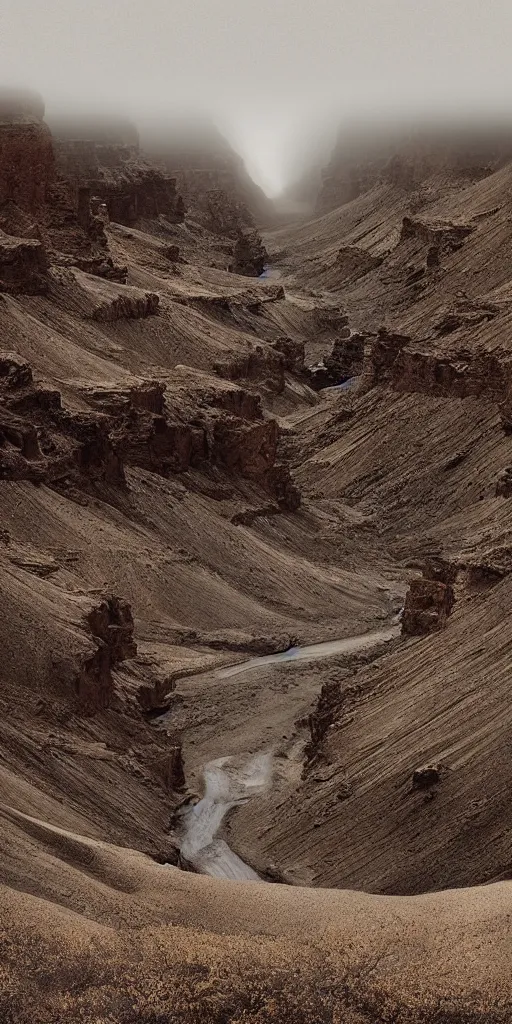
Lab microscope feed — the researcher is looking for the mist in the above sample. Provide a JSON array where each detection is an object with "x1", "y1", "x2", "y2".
[{"x1": 2, "y1": 0, "x2": 512, "y2": 195}]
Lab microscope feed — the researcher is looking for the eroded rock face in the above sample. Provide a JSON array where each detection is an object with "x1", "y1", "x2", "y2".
[
  {"x1": 113, "y1": 409, "x2": 199, "y2": 476},
  {"x1": 90, "y1": 288, "x2": 159, "y2": 322},
  {"x1": 362, "y1": 329, "x2": 409, "y2": 388},
  {"x1": 232, "y1": 228, "x2": 268, "y2": 277},
  {"x1": 76, "y1": 597, "x2": 137, "y2": 711},
  {"x1": 402, "y1": 578, "x2": 454, "y2": 635},
  {"x1": 270, "y1": 336, "x2": 305, "y2": 373},
  {"x1": 79, "y1": 369, "x2": 300, "y2": 508},
  {"x1": 0, "y1": 91, "x2": 54, "y2": 213},
  {"x1": 324, "y1": 333, "x2": 365, "y2": 384},
  {"x1": 72, "y1": 254, "x2": 128, "y2": 283},
  {"x1": 211, "y1": 415, "x2": 278, "y2": 479},
  {"x1": 363, "y1": 328, "x2": 512, "y2": 403},
  {"x1": 151, "y1": 746, "x2": 186, "y2": 793},
  {"x1": 394, "y1": 347, "x2": 511, "y2": 400},
  {"x1": 496, "y1": 468, "x2": 512, "y2": 497},
  {"x1": 402, "y1": 562, "x2": 456, "y2": 636},
  {"x1": 305, "y1": 679, "x2": 348, "y2": 758},
  {"x1": 433, "y1": 300, "x2": 499, "y2": 338},
  {"x1": 0, "y1": 347, "x2": 300, "y2": 509},
  {"x1": 52, "y1": 137, "x2": 185, "y2": 227},
  {"x1": 400, "y1": 216, "x2": 474, "y2": 251},
  {"x1": 0, "y1": 352, "x2": 125, "y2": 491},
  {"x1": 0, "y1": 230, "x2": 49, "y2": 293},
  {"x1": 214, "y1": 343, "x2": 286, "y2": 394}
]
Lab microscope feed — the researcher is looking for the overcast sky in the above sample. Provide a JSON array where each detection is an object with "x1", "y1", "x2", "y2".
[{"x1": 1, "y1": 0, "x2": 512, "y2": 194}]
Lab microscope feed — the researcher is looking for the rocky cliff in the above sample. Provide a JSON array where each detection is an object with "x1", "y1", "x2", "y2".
[
  {"x1": 142, "y1": 117, "x2": 275, "y2": 225},
  {"x1": 317, "y1": 121, "x2": 512, "y2": 214},
  {"x1": 361, "y1": 326, "x2": 512, "y2": 404},
  {"x1": 402, "y1": 560, "x2": 457, "y2": 636},
  {"x1": 0, "y1": 89, "x2": 54, "y2": 213},
  {"x1": 51, "y1": 134, "x2": 185, "y2": 228},
  {"x1": 0, "y1": 349, "x2": 299, "y2": 510}
]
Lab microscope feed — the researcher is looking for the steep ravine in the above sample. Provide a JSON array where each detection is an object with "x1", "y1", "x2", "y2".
[{"x1": 168, "y1": 623, "x2": 401, "y2": 879}]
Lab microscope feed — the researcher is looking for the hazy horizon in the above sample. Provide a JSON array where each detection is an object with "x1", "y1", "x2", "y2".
[{"x1": 2, "y1": 0, "x2": 512, "y2": 195}]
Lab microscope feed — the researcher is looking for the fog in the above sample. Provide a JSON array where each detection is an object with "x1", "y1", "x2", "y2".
[{"x1": 2, "y1": 0, "x2": 512, "y2": 195}]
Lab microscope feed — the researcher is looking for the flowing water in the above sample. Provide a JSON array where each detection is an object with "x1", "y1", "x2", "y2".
[
  {"x1": 177, "y1": 753, "x2": 273, "y2": 880},
  {"x1": 218, "y1": 624, "x2": 401, "y2": 679},
  {"x1": 175, "y1": 623, "x2": 401, "y2": 880}
]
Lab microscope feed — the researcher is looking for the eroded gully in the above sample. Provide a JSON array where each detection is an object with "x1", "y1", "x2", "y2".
[{"x1": 173, "y1": 622, "x2": 401, "y2": 881}]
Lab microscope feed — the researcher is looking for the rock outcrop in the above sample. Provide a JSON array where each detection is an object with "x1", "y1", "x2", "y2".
[
  {"x1": 76, "y1": 369, "x2": 300, "y2": 509},
  {"x1": 363, "y1": 327, "x2": 512, "y2": 403},
  {"x1": 0, "y1": 352, "x2": 125, "y2": 492},
  {"x1": 90, "y1": 286, "x2": 159, "y2": 322},
  {"x1": 269, "y1": 336, "x2": 305, "y2": 373},
  {"x1": 495, "y1": 467, "x2": 512, "y2": 497},
  {"x1": 179, "y1": 186, "x2": 268, "y2": 276},
  {"x1": 52, "y1": 134, "x2": 185, "y2": 228},
  {"x1": 214, "y1": 342, "x2": 287, "y2": 394},
  {"x1": 400, "y1": 216, "x2": 474, "y2": 252},
  {"x1": 324, "y1": 332, "x2": 365, "y2": 384},
  {"x1": 335, "y1": 246, "x2": 383, "y2": 285},
  {"x1": 0, "y1": 230, "x2": 49, "y2": 293},
  {"x1": 0, "y1": 90, "x2": 54, "y2": 213},
  {"x1": 232, "y1": 227, "x2": 268, "y2": 277},
  {"x1": 402, "y1": 560, "x2": 456, "y2": 636},
  {"x1": 70, "y1": 596, "x2": 137, "y2": 712},
  {"x1": 361, "y1": 329, "x2": 409, "y2": 388}
]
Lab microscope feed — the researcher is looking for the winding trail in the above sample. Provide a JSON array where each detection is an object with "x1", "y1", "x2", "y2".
[{"x1": 176, "y1": 623, "x2": 401, "y2": 880}]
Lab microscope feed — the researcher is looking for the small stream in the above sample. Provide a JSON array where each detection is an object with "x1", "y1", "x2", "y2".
[
  {"x1": 174, "y1": 623, "x2": 401, "y2": 880},
  {"x1": 176, "y1": 754, "x2": 272, "y2": 880},
  {"x1": 218, "y1": 623, "x2": 401, "y2": 679}
]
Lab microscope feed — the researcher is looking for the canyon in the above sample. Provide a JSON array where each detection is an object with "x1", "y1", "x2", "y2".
[{"x1": 2, "y1": 90, "x2": 512, "y2": 1022}]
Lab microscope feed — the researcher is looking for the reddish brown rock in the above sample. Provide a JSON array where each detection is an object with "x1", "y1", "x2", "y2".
[
  {"x1": 0, "y1": 351, "x2": 125, "y2": 491},
  {"x1": 362, "y1": 328, "x2": 409, "y2": 388},
  {"x1": 52, "y1": 134, "x2": 185, "y2": 227},
  {"x1": 0, "y1": 230, "x2": 49, "y2": 293},
  {"x1": 402, "y1": 577, "x2": 455, "y2": 636},
  {"x1": 75, "y1": 597, "x2": 137, "y2": 711},
  {"x1": 214, "y1": 343, "x2": 286, "y2": 393},
  {"x1": 0, "y1": 90, "x2": 54, "y2": 213},
  {"x1": 113, "y1": 409, "x2": 197, "y2": 475},
  {"x1": 90, "y1": 287, "x2": 159, "y2": 322},
  {"x1": 265, "y1": 462, "x2": 301, "y2": 511},
  {"x1": 270, "y1": 336, "x2": 305, "y2": 373},
  {"x1": 324, "y1": 332, "x2": 365, "y2": 384},
  {"x1": 363, "y1": 327, "x2": 512, "y2": 402}
]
